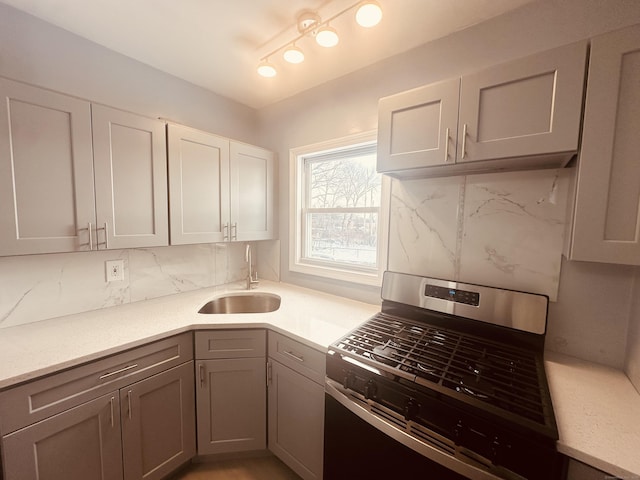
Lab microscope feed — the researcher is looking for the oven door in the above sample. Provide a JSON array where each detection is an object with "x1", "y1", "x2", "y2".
[{"x1": 323, "y1": 379, "x2": 516, "y2": 480}]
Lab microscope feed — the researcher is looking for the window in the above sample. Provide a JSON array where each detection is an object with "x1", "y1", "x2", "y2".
[{"x1": 290, "y1": 132, "x2": 389, "y2": 286}]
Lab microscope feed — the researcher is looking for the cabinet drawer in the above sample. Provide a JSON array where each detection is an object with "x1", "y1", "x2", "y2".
[
  {"x1": 268, "y1": 332, "x2": 325, "y2": 385},
  {"x1": 0, "y1": 332, "x2": 193, "y2": 435},
  {"x1": 195, "y1": 329, "x2": 266, "y2": 359}
]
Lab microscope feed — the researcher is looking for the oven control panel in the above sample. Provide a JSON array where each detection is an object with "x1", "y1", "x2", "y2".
[{"x1": 424, "y1": 284, "x2": 480, "y2": 306}]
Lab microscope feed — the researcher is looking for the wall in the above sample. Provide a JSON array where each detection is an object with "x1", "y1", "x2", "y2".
[
  {"x1": 257, "y1": 0, "x2": 640, "y2": 367},
  {"x1": 0, "y1": 2, "x2": 257, "y2": 143}
]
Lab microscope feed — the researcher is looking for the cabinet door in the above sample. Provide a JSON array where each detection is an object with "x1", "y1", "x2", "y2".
[
  {"x1": 377, "y1": 78, "x2": 460, "y2": 172},
  {"x1": 195, "y1": 358, "x2": 266, "y2": 455},
  {"x1": 0, "y1": 78, "x2": 95, "y2": 255},
  {"x1": 230, "y1": 141, "x2": 275, "y2": 241},
  {"x1": 268, "y1": 360, "x2": 324, "y2": 480},
  {"x1": 121, "y1": 362, "x2": 195, "y2": 480},
  {"x1": 570, "y1": 25, "x2": 640, "y2": 265},
  {"x1": 167, "y1": 124, "x2": 230, "y2": 244},
  {"x1": 458, "y1": 41, "x2": 587, "y2": 163},
  {"x1": 92, "y1": 105, "x2": 168, "y2": 249},
  {"x1": 2, "y1": 392, "x2": 123, "y2": 480}
]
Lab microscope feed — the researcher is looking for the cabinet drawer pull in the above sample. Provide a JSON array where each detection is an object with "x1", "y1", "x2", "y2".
[
  {"x1": 127, "y1": 390, "x2": 132, "y2": 420},
  {"x1": 461, "y1": 123, "x2": 468, "y2": 159},
  {"x1": 99, "y1": 363, "x2": 138, "y2": 380},
  {"x1": 231, "y1": 222, "x2": 238, "y2": 241},
  {"x1": 223, "y1": 223, "x2": 229, "y2": 241},
  {"x1": 284, "y1": 350, "x2": 304, "y2": 362}
]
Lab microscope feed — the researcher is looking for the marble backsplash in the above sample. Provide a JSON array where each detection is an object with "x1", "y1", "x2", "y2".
[
  {"x1": 388, "y1": 168, "x2": 571, "y2": 301},
  {"x1": 0, "y1": 241, "x2": 280, "y2": 329}
]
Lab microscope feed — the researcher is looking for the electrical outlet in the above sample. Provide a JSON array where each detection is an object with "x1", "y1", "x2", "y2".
[{"x1": 105, "y1": 260, "x2": 124, "y2": 282}]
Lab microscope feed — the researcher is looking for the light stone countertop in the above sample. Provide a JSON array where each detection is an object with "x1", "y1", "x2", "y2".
[
  {"x1": 0, "y1": 280, "x2": 379, "y2": 390},
  {"x1": 1, "y1": 280, "x2": 638, "y2": 478},
  {"x1": 545, "y1": 350, "x2": 640, "y2": 479}
]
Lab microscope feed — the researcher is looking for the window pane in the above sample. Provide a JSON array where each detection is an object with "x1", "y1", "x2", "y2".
[
  {"x1": 308, "y1": 153, "x2": 380, "y2": 208},
  {"x1": 306, "y1": 212, "x2": 378, "y2": 268}
]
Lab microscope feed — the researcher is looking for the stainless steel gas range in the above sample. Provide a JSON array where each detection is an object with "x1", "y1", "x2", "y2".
[{"x1": 323, "y1": 271, "x2": 564, "y2": 480}]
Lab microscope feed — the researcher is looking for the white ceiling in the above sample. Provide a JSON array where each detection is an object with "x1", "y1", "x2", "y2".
[{"x1": 2, "y1": 0, "x2": 535, "y2": 109}]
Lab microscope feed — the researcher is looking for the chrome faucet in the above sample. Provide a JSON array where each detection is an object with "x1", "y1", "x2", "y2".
[{"x1": 245, "y1": 244, "x2": 259, "y2": 289}]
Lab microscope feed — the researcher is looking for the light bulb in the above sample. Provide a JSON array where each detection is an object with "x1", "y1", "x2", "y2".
[
  {"x1": 283, "y1": 45, "x2": 305, "y2": 64},
  {"x1": 257, "y1": 60, "x2": 277, "y2": 77},
  {"x1": 316, "y1": 26, "x2": 339, "y2": 48},
  {"x1": 356, "y1": 1, "x2": 382, "y2": 28}
]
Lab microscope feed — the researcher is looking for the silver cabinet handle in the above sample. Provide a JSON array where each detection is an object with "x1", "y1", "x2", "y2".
[
  {"x1": 109, "y1": 396, "x2": 115, "y2": 428},
  {"x1": 199, "y1": 363, "x2": 205, "y2": 388},
  {"x1": 79, "y1": 222, "x2": 93, "y2": 250},
  {"x1": 284, "y1": 350, "x2": 304, "y2": 362},
  {"x1": 97, "y1": 222, "x2": 108, "y2": 249},
  {"x1": 99, "y1": 363, "x2": 138, "y2": 380},
  {"x1": 266, "y1": 361, "x2": 272, "y2": 387},
  {"x1": 444, "y1": 127, "x2": 450, "y2": 162},
  {"x1": 223, "y1": 223, "x2": 229, "y2": 241},
  {"x1": 127, "y1": 390, "x2": 132, "y2": 420},
  {"x1": 231, "y1": 222, "x2": 238, "y2": 241},
  {"x1": 461, "y1": 123, "x2": 467, "y2": 159}
]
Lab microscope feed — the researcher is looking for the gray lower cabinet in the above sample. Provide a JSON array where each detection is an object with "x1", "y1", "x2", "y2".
[
  {"x1": 121, "y1": 362, "x2": 196, "y2": 480},
  {"x1": 194, "y1": 330, "x2": 267, "y2": 455},
  {"x1": 0, "y1": 333, "x2": 195, "y2": 480},
  {"x1": 267, "y1": 332, "x2": 326, "y2": 480},
  {"x1": 2, "y1": 391, "x2": 124, "y2": 480}
]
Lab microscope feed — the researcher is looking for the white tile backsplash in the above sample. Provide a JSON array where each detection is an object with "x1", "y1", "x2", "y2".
[
  {"x1": 0, "y1": 240, "x2": 279, "y2": 328},
  {"x1": 388, "y1": 169, "x2": 570, "y2": 300},
  {"x1": 388, "y1": 176, "x2": 462, "y2": 280},
  {"x1": 460, "y1": 169, "x2": 570, "y2": 300}
]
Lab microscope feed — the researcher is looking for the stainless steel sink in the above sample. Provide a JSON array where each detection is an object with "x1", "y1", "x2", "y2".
[{"x1": 198, "y1": 293, "x2": 281, "y2": 314}]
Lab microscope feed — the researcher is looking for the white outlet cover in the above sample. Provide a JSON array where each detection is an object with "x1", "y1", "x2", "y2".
[{"x1": 105, "y1": 259, "x2": 124, "y2": 282}]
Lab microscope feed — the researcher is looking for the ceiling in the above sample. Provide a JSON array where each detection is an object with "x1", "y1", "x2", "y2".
[{"x1": 2, "y1": 0, "x2": 535, "y2": 109}]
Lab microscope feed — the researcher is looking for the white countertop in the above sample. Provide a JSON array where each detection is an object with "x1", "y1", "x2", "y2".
[
  {"x1": 0, "y1": 280, "x2": 378, "y2": 389},
  {"x1": 545, "y1": 350, "x2": 640, "y2": 478},
  {"x1": 1, "y1": 280, "x2": 638, "y2": 478}
]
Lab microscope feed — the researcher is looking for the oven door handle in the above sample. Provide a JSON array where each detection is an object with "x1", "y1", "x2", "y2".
[{"x1": 325, "y1": 378, "x2": 515, "y2": 480}]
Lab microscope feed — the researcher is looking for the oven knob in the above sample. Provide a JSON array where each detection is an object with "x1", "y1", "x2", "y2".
[
  {"x1": 453, "y1": 420, "x2": 464, "y2": 443},
  {"x1": 404, "y1": 398, "x2": 419, "y2": 421},
  {"x1": 364, "y1": 380, "x2": 377, "y2": 400},
  {"x1": 490, "y1": 437, "x2": 511, "y2": 464},
  {"x1": 343, "y1": 372, "x2": 355, "y2": 390}
]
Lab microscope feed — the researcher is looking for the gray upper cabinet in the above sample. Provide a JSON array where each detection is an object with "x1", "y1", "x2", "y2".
[
  {"x1": 0, "y1": 78, "x2": 95, "y2": 255},
  {"x1": 377, "y1": 78, "x2": 460, "y2": 172},
  {"x1": 92, "y1": 104, "x2": 169, "y2": 249},
  {"x1": 168, "y1": 124, "x2": 230, "y2": 244},
  {"x1": 230, "y1": 141, "x2": 275, "y2": 241},
  {"x1": 168, "y1": 124, "x2": 274, "y2": 245},
  {"x1": 568, "y1": 24, "x2": 640, "y2": 265},
  {"x1": 0, "y1": 78, "x2": 169, "y2": 255},
  {"x1": 377, "y1": 41, "x2": 588, "y2": 178}
]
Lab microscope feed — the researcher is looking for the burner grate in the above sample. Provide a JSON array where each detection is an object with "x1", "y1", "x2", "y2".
[{"x1": 335, "y1": 313, "x2": 551, "y2": 426}]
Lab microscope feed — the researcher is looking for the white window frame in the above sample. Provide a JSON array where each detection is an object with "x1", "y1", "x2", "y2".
[{"x1": 289, "y1": 131, "x2": 389, "y2": 286}]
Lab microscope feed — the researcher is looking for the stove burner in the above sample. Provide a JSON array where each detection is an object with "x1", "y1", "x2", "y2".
[{"x1": 370, "y1": 340, "x2": 400, "y2": 366}]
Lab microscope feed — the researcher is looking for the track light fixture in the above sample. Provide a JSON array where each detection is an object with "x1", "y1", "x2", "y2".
[{"x1": 257, "y1": 1, "x2": 383, "y2": 78}]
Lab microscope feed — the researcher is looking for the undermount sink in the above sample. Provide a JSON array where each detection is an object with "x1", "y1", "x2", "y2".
[{"x1": 198, "y1": 293, "x2": 281, "y2": 314}]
